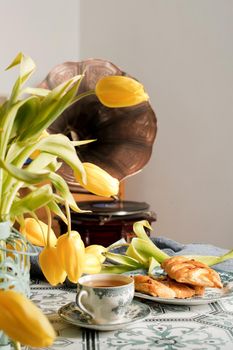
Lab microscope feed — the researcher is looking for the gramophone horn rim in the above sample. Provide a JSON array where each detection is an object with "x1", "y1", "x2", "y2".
[{"x1": 39, "y1": 59, "x2": 157, "y2": 189}]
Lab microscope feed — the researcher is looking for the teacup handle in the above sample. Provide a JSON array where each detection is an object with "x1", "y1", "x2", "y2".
[{"x1": 76, "y1": 290, "x2": 95, "y2": 319}]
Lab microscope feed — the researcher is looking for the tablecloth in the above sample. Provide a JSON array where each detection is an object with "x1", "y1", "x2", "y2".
[
  {"x1": 29, "y1": 237, "x2": 233, "y2": 349},
  {"x1": 29, "y1": 274, "x2": 233, "y2": 350}
]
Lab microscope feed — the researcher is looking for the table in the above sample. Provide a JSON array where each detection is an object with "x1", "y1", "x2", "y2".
[{"x1": 30, "y1": 278, "x2": 233, "y2": 350}]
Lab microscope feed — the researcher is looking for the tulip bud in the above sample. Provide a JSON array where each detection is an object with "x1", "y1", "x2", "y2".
[
  {"x1": 0, "y1": 289, "x2": 56, "y2": 347},
  {"x1": 39, "y1": 246, "x2": 67, "y2": 286},
  {"x1": 85, "y1": 244, "x2": 107, "y2": 263},
  {"x1": 20, "y1": 218, "x2": 57, "y2": 247},
  {"x1": 95, "y1": 75, "x2": 149, "y2": 108},
  {"x1": 83, "y1": 253, "x2": 102, "y2": 274},
  {"x1": 75, "y1": 162, "x2": 119, "y2": 197},
  {"x1": 56, "y1": 231, "x2": 85, "y2": 283}
]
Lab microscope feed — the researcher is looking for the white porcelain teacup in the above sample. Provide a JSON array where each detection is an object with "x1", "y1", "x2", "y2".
[{"x1": 76, "y1": 273, "x2": 134, "y2": 325}]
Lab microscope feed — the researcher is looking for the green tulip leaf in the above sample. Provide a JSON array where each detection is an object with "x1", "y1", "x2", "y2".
[
  {"x1": 9, "y1": 96, "x2": 40, "y2": 141},
  {"x1": 48, "y1": 172, "x2": 87, "y2": 213},
  {"x1": 1, "y1": 153, "x2": 57, "y2": 210},
  {"x1": 107, "y1": 238, "x2": 128, "y2": 251},
  {"x1": 182, "y1": 255, "x2": 218, "y2": 265},
  {"x1": 6, "y1": 53, "x2": 36, "y2": 105},
  {"x1": 44, "y1": 74, "x2": 82, "y2": 102},
  {"x1": 217, "y1": 249, "x2": 233, "y2": 264},
  {"x1": 148, "y1": 257, "x2": 160, "y2": 275},
  {"x1": 46, "y1": 201, "x2": 68, "y2": 225},
  {"x1": 104, "y1": 252, "x2": 143, "y2": 268},
  {"x1": 5, "y1": 142, "x2": 26, "y2": 164},
  {"x1": 6, "y1": 52, "x2": 35, "y2": 83},
  {"x1": 27, "y1": 153, "x2": 58, "y2": 172},
  {"x1": 5, "y1": 52, "x2": 24, "y2": 70},
  {"x1": 18, "y1": 76, "x2": 82, "y2": 141},
  {"x1": 11, "y1": 134, "x2": 85, "y2": 183},
  {"x1": 45, "y1": 158, "x2": 62, "y2": 173},
  {"x1": 37, "y1": 134, "x2": 86, "y2": 182},
  {"x1": 0, "y1": 96, "x2": 38, "y2": 157},
  {"x1": 101, "y1": 264, "x2": 137, "y2": 274},
  {"x1": 0, "y1": 158, "x2": 50, "y2": 184},
  {"x1": 71, "y1": 139, "x2": 97, "y2": 147},
  {"x1": 127, "y1": 237, "x2": 169, "y2": 264},
  {"x1": 133, "y1": 220, "x2": 153, "y2": 242},
  {"x1": 184, "y1": 250, "x2": 233, "y2": 266},
  {"x1": 10, "y1": 185, "x2": 53, "y2": 216},
  {"x1": 0, "y1": 54, "x2": 92, "y2": 222},
  {"x1": 126, "y1": 240, "x2": 149, "y2": 265},
  {"x1": 22, "y1": 87, "x2": 51, "y2": 97},
  {"x1": 133, "y1": 220, "x2": 170, "y2": 263},
  {"x1": 14, "y1": 215, "x2": 25, "y2": 229}
]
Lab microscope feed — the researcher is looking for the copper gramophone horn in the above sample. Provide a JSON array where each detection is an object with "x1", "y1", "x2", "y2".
[{"x1": 39, "y1": 59, "x2": 157, "y2": 192}]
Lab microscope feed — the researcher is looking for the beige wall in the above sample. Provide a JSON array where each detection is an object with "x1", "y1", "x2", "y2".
[
  {"x1": 0, "y1": 0, "x2": 80, "y2": 94},
  {"x1": 80, "y1": 0, "x2": 233, "y2": 248}
]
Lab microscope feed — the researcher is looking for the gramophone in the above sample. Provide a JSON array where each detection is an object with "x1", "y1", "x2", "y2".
[{"x1": 40, "y1": 59, "x2": 157, "y2": 246}]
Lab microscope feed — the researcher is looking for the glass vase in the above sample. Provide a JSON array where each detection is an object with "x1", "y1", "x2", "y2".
[{"x1": 0, "y1": 221, "x2": 38, "y2": 348}]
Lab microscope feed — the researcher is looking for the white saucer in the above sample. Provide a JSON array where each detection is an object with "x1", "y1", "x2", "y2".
[{"x1": 58, "y1": 300, "x2": 150, "y2": 331}]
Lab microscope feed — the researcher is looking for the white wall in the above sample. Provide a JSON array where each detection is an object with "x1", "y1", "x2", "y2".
[
  {"x1": 80, "y1": 0, "x2": 233, "y2": 248},
  {"x1": 0, "y1": 0, "x2": 80, "y2": 95}
]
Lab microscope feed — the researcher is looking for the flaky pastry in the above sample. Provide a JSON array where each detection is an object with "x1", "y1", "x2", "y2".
[
  {"x1": 161, "y1": 256, "x2": 222, "y2": 288},
  {"x1": 133, "y1": 275, "x2": 205, "y2": 299},
  {"x1": 134, "y1": 275, "x2": 176, "y2": 298}
]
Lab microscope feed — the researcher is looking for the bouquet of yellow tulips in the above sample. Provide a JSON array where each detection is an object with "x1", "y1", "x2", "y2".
[{"x1": 0, "y1": 53, "x2": 149, "y2": 348}]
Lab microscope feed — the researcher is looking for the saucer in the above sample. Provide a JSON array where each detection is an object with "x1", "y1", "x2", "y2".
[
  {"x1": 58, "y1": 300, "x2": 150, "y2": 331},
  {"x1": 127, "y1": 269, "x2": 233, "y2": 306}
]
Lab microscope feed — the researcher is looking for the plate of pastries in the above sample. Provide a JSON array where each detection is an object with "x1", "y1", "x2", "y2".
[{"x1": 131, "y1": 256, "x2": 233, "y2": 305}]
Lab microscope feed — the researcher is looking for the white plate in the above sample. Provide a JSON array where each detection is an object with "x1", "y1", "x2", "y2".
[
  {"x1": 58, "y1": 299, "x2": 150, "y2": 331},
  {"x1": 128, "y1": 269, "x2": 233, "y2": 305}
]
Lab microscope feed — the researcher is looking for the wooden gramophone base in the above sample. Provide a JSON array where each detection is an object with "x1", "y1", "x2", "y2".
[{"x1": 57, "y1": 200, "x2": 156, "y2": 247}]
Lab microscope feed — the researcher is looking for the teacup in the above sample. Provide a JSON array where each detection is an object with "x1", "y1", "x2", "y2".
[{"x1": 76, "y1": 273, "x2": 134, "y2": 324}]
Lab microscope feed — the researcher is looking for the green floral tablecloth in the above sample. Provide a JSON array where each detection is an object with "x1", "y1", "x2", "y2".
[{"x1": 29, "y1": 278, "x2": 233, "y2": 350}]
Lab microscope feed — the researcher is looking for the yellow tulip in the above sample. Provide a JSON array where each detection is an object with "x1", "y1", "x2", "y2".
[
  {"x1": 30, "y1": 129, "x2": 50, "y2": 159},
  {"x1": 75, "y1": 162, "x2": 119, "y2": 197},
  {"x1": 83, "y1": 253, "x2": 102, "y2": 274},
  {"x1": 0, "y1": 289, "x2": 56, "y2": 347},
  {"x1": 95, "y1": 75, "x2": 149, "y2": 108},
  {"x1": 39, "y1": 246, "x2": 67, "y2": 286},
  {"x1": 85, "y1": 244, "x2": 107, "y2": 263},
  {"x1": 56, "y1": 231, "x2": 85, "y2": 283},
  {"x1": 20, "y1": 218, "x2": 57, "y2": 247}
]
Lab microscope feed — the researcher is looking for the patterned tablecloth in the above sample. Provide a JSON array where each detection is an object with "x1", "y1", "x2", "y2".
[{"x1": 29, "y1": 276, "x2": 233, "y2": 350}]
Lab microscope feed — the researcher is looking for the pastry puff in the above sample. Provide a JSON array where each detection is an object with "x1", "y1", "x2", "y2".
[
  {"x1": 134, "y1": 275, "x2": 205, "y2": 299},
  {"x1": 134, "y1": 275, "x2": 176, "y2": 298},
  {"x1": 161, "y1": 256, "x2": 223, "y2": 288}
]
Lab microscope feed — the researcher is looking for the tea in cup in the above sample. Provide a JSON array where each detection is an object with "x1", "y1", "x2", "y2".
[{"x1": 76, "y1": 273, "x2": 134, "y2": 325}]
